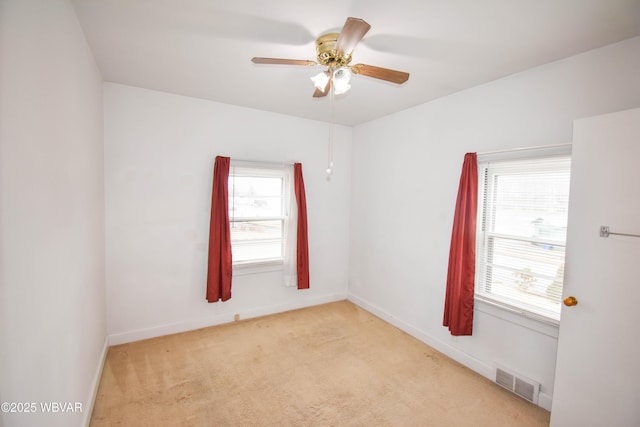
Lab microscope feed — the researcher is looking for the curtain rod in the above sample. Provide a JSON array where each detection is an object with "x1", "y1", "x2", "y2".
[{"x1": 477, "y1": 143, "x2": 571, "y2": 156}]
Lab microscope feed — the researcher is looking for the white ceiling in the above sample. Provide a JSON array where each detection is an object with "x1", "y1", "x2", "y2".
[{"x1": 71, "y1": 0, "x2": 640, "y2": 126}]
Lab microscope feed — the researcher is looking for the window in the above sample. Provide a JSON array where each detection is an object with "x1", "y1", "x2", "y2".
[
  {"x1": 475, "y1": 155, "x2": 571, "y2": 321},
  {"x1": 228, "y1": 164, "x2": 288, "y2": 266}
]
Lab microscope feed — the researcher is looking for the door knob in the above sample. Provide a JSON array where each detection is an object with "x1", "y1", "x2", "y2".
[{"x1": 563, "y1": 296, "x2": 578, "y2": 307}]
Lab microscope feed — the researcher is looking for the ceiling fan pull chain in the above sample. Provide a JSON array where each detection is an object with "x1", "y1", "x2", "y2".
[{"x1": 326, "y1": 83, "x2": 335, "y2": 178}]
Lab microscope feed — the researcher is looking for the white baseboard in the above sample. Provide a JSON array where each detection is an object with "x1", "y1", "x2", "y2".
[
  {"x1": 109, "y1": 292, "x2": 348, "y2": 345},
  {"x1": 83, "y1": 335, "x2": 109, "y2": 427},
  {"x1": 538, "y1": 392, "x2": 553, "y2": 412},
  {"x1": 348, "y1": 293, "x2": 493, "y2": 378},
  {"x1": 347, "y1": 293, "x2": 553, "y2": 411}
]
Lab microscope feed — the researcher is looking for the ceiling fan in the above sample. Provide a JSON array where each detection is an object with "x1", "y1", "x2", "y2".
[{"x1": 251, "y1": 17, "x2": 410, "y2": 98}]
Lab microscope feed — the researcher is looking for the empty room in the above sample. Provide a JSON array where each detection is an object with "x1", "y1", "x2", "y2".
[{"x1": 1, "y1": 0, "x2": 639, "y2": 426}]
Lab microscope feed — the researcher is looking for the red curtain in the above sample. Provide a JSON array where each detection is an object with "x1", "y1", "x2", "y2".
[
  {"x1": 443, "y1": 153, "x2": 478, "y2": 336},
  {"x1": 294, "y1": 163, "x2": 310, "y2": 289},
  {"x1": 206, "y1": 156, "x2": 232, "y2": 302}
]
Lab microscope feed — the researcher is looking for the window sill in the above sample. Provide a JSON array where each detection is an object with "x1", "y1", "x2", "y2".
[
  {"x1": 474, "y1": 297, "x2": 559, "y2": 338},
  {"x1": 233, "y1": 260, "x2": 283, "y2": 276}
]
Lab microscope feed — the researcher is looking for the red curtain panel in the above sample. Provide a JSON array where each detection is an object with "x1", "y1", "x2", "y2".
[
  {"x1": 206, "y1": 156, "x2": 232, "y2": 302},
  {"x1": 294, "y1": 163, "x2": 310, "y2": 289},
  {"x1": 443, "y1": 153, "x2": 478, "y2": 335}
]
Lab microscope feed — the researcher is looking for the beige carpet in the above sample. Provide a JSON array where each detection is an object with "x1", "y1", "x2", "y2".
[{"x1": 90, "y1": 301, "x2": 550, "y2": 426}]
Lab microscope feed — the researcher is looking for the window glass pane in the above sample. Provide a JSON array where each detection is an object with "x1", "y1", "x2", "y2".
[
  {"x1": 227, "y1": 164, "x2": 287, "y2": 266},
  {"x1": 232, "y1": 241, "x2": 283, "y2": 263},
  {"x1": 230, "y1": 220, "x2": 283, "y2": 241},
  {"x1": 492, "y1": 171, "x2": 570, "y2": 240},
  {"x1": 230, "y1": 219, "x2": 283, "y2": 263},
  {"x1": 228, "y1": 176, "x2": 283, "y2": 218},
  {"x1": 485, "y1": 235, "x2": 565, "y2": 305},
  {"x1": 477, "y1": 156, "x2": 570, "y2": 321},
  {"x1": 482, "y1": 264, "x2": 563, "y2": 318}
]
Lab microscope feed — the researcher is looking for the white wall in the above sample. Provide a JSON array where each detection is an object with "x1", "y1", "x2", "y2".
[
  {"x1": 0, "y1": 1, "x2": 107, "y2": 427},
  {"x1": 348, "y1": 36, "x2": 640, "y2": 410},
  {"x1": 2, "y1": 2, "x2": 634, "y2": 421},
  {"x1": 104, "y1": 83, "x2": 352, "y2": 344}
]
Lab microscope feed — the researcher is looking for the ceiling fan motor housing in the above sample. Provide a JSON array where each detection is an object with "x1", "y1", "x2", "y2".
[{"x1": 316, "y1": 33, "x2": 352, "y2": 67}]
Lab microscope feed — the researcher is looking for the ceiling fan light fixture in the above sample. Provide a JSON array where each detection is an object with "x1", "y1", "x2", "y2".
[
  {"x1": 311, "y1": 71, "x2": 330, "y2": 92},
  {"x1": 333, "y1": 81, "x2": 351, "y2": 95},
  {"x1": 332, "y1": 67, "x2": 352, "y2": 95}
]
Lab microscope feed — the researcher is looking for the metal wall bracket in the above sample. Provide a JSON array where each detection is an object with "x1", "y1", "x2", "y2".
[{"x1": 600, "y1": 225, "x2": 640, "y2": 239}]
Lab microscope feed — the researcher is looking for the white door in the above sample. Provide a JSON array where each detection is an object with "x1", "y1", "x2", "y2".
[{"x1": 551, "y1": 108, "x2": 640, "y2": 427}]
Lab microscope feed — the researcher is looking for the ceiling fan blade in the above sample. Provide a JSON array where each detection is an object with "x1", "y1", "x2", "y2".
[
  {"x1": 313, "y1": 87, "x2": 329, "y2": 98},
  {"x1": 334, "y1": 17, "x2": 371, "y2": 56},
  {"x1": 350, "y1": 64, "x2": 410, "y2": 84},
  {"x1": 251, "y1": 57, "x2": 317, "y2": 66}
]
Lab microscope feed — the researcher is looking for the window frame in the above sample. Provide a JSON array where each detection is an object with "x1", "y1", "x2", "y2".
[
  {"x1": 474, "y1": 154, "x2": 571, "y2": 324},
  {"x1": 228, "y1": 163, "x2": 289, "y2": 270}
]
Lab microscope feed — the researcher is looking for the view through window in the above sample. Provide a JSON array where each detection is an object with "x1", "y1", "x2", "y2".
[
  {"x1": 476, "y1": 156, "x2": 571, "y2": 321},
  {"x1": 228, "y1": 166, "x2": 286, "y2": 265}
]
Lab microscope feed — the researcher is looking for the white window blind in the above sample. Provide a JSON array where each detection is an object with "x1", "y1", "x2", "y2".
[
  {"x1": 476, "y1": 155, "x2": 571, "y2": 321},
  {"x1": 228, "y1": 165, "x2": 287, "y2": 265}
]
